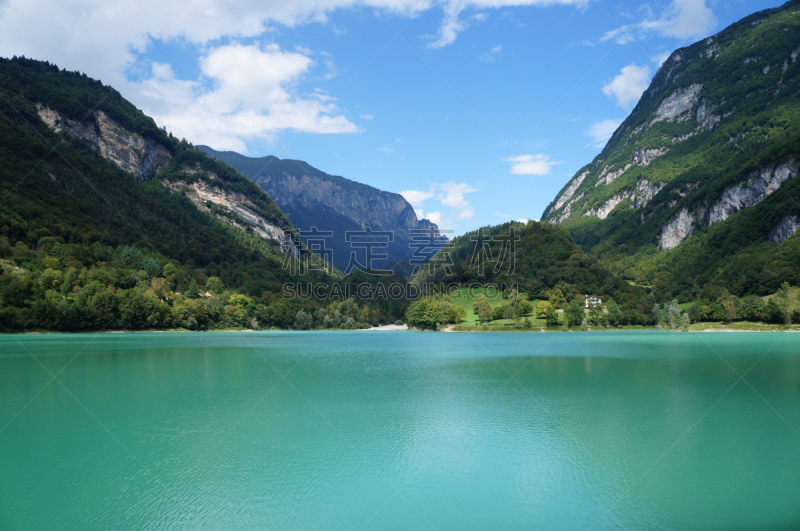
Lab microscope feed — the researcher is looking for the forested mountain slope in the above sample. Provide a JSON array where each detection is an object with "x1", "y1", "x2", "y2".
[
  {"x1": 199, "y1": 145, "x2": 441, "y2": 275},
  {"x1": 542, "y1": 1, "x2": 800, "y2": 300},
  {"x1": 414, "y1": 221, "x2": 652, "y2": 324},
  {"x1": 0, "y1": 57, "x2": 346, "y2": 331}
]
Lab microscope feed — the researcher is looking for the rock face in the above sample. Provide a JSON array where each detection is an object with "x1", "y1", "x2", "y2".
[
  {"x1": 596, "y1": 164, "x2": 632, "y2": 186},
  {"x1": 198, "y1": 146, "x2": 442, "y2": 273},
  {"x1": 554, "y1": 171, "x2": 588, "y2": 210},
  {"x1": 709, "y1": 161, "x2": 797, "y2": 225},
  {"x1": 769, "y1": 215, "x2": 800, "y2": 243},
  {"x1": 166, "y1": 173, "x2": 285, "y2": 243},
  {"x1": 695, "y1": 100, "x2": 721, "y2": 131},
  {"x1": 585, "y1": 180, "x2": 664, "y2": 220},
  {"x1": 659, "y1": 208, "x2": 697, "y2": 250},
  {"x1": 259, "y1": 170, "x2": 427, "y2": 235},
  {"x1": 652, "y1": 84, "x2": 702, "y2": 124},
  {"x1": 37, "y1": 104, "x2": 171, "y2": 179},
  {"x1": 632, "y1": 148, "x2": 667, "y2": 166}
]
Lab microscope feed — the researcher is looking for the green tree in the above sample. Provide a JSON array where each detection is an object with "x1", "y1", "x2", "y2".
[
  {"x1": 205, "y1": 276, "x2": 225, "y2": 295},
  {"x1": 605, "y1": 299, "x2": 623, "y2": 327},
  {"x1": 580, "y1": 317, "x2": 589, "y2": 331},
  {"x1": 515, "y1": 299, "x2": 533, "y2": 318},
  {"x1": 545, "y1": 307, "x2": 560, "y2": 327},
  {"x1": 651, "y1": 303, "x2": 662, "y2": 326},
  {"x1": 721, "y1": 298, "x2": 736, "y2": 324},
  {"x1": 547, "y1": 287, "x2": 566, "y2": 309},
  {"x1": 680, "y1": 312, "x2": 691, "y2": 331},
  {"x1": 666, "y1": 300, "x2": 681, "y2": 331},
  {"x1": 536, "y1": 300, "x2": 552, "y2": 319},
  {"x1": 774, "y1": 282, "x2": 795, "y2": 326},
  {"x1": 184, "y1": 279, "x2": 200, "y2": 299},
  {"x1": 589, "y1": 303, "x2": 603, "y2": 327},
  {"x1": 565, "y1": 301, "x2": 584, "y2": 327},
  {"x1": 294, "y1": 310, "x2": 311, "y2": 330},
  {"x1": 476, "y1": 297, "x2": 492, "y2": 322}
]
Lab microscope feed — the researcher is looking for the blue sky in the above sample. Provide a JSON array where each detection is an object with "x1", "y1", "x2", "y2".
[{"x1": 0, "y1": 0, "x2": 784, "y2": 233}]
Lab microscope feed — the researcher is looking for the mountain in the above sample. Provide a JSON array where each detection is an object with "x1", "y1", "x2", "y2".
[
  {"x1": 542, "y1": 0, "x2": 800, "y2": 300},
  {"x1": 413, "y1": 220, "x2": 652, "y2": 324},
  {"x1": 0, "y1": 57, "x2": 349, "y2": 331},
  {"x1": 198, "y1": 145, "x2": 442, "y2": 276}
]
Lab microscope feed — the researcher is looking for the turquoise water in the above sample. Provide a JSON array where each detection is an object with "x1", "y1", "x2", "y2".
[{"x1": 1, "y1": 331, "x2": 799, "y2": 529}]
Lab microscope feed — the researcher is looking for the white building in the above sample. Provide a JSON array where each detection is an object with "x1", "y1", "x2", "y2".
[{"x1": 585, "y1": 295, "x2": 602, "y2": 308}]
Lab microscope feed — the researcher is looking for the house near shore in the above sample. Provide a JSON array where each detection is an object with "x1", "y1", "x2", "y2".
[{"x1": 585, "y1": 295, "x2": 602, "y2": 308}]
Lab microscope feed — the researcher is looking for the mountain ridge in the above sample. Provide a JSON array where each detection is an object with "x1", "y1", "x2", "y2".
[
  {"x1": 540, "y1": 0, "x2": 800, "y2": 300},
  {"x1": 199, "y1": 145, "x2": 442, "y2": 275}
]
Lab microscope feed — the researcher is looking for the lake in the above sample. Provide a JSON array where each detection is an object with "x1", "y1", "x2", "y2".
[{"x1": 1, "y1": 331, "x2": 799, "y2": 529}]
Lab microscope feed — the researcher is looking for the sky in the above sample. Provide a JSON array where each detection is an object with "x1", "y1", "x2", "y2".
[{"x1": 0, "y1": 0, "x2": 785, "y2": 234}]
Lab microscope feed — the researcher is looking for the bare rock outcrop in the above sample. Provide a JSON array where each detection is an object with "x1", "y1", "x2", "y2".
[
  {"x1": 652, "y1": 84, "x2": 702, "y2": 124},
  {"x1": 696, "y1": 100, "x2": 721, "y2": 131},
  {"x1": 585, "y1": 180, "x2": 664, "y2": 220},
  {"x1": 632, "y1": 147, "x2": 667, "y2": 166},
  {"x1": 553, "y1": 171, "x2": 588, "y2": 210},
  {"x1": 166, "y1": 176, "x2": 284, "y2": 242},
  {"x1": 596, "y1": 164, "x2": 632, "y2": 186},
  {"x1": 769, "y1": 215, "x2": 800, "y2": 243},
  {"x1": 709, "y1": 161, "x2": 798, "y2": 225},
  {"x1": 659, "y1": 207, "x2": 697, "y2": 250},
  {"x1": 37, "y1": 104, "x2": 171, "y2": 179}
]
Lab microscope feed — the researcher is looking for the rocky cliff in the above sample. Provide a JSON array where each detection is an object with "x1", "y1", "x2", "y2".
[
  {"x1": 198, "y1": 146, "x2": 441, "y2": 274},
  {"x1": 164, "y1": 167, "x2": 286, "y2": 243},
  {"x1": 35, "y1": 101, "x2": 295, "y2": 250},
  {"x1": 37, "y1": 104, "x2": 171, "y2": 179}
]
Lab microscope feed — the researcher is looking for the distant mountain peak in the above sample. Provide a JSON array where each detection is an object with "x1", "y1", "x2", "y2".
[{"x1": 198, "y1": 145, "x2": 442, "y2": 275}]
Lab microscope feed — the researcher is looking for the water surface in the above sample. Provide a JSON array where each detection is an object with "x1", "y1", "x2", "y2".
[{"x1": 1, "y1": 331, "x2": 799, "y2": 529}]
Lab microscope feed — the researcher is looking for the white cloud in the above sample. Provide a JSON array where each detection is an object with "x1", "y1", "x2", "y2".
[
  {"x1": 585, "y1": 119, "x2": 623, "y2": 148},
  {"x1": 399, "y1": 182, "x2": 479, "y2": 228},
  {"x1": 424, "y1": 211, "x2": 443, "y2": 225},
  {"x1": 124, "y1": 44, "x2": 359, "y2": 151},
  {"x1": 0, "y1": 0, "x2": 590, "y2": 149},
  {"x1": 400, "y1": 189, "x2": 434, "y2": 207},
  {"x1": 495, "y1": 211, "x2": 511, "y2": 219},
  {"x1": 360, "y1": 114, "x2": 374, "y2": 120},
  {"x1": 602, "y1": 63, "x2": 651, "y2": 109},
  {"x1": 0, "y1": 0, "x2": 591, "y2": 89},
  {"x1": 479, "y1": 45, "x2": 502, "y2": 62},
  {"x1": 505, "y1": 154, "x2": 562, "y2": 176},
  {"x1": 376, "y1": 146, "x2": 394, "y2": 153},
  {"x1": 321, "y1": 56, "x2": 339, "y2": 80},
  {"x1": 430, "y1": 0, "x2": 587, "y2": 48},
  {"x1": 436, "y1": 182, "x2": 480, "y2": 209},
  {"x1": 601, "y1": 0, "x2": 717, "y2": 45},
  {"x1": 395, "y1": 138, "x2": 402, "y2": 143}
]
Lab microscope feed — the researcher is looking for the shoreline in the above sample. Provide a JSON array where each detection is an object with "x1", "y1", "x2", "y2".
[{"x1": 5, "y1": 326, "x2": 799, "y2": 336}]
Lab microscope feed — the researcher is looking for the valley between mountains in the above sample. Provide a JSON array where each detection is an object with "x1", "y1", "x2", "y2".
[{"x1": 1, "y1": 1, "x2": 799, "y2": 333}]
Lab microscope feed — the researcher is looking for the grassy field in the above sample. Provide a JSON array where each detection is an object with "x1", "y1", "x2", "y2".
[
  {"x1": 444, "y1": 286, "x2": 799, "y2": 332},
  {"x1": 446, "y1": 286, "x2": 552, "y2": 331},
  {"x1": 449, "y1": 286, "x2": 506, "y2": 325},
  {"x1": 687, "y1": 321, "x2": 800, "y2": 332}
]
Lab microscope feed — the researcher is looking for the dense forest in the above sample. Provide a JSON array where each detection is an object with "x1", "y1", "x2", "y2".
[
  {"x1": 0, "y1": 57, "x2": 410, "y2": 332},
  {"x1": 412, "y1": 221, "x2": 654, "y2": 325}
]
